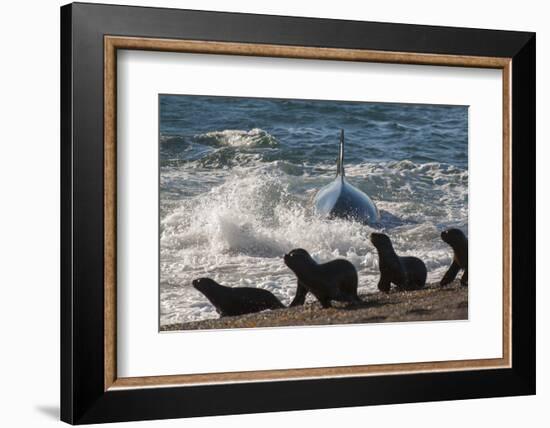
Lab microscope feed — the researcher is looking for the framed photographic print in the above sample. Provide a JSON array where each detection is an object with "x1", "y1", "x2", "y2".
[{"x1": 61, "y1": 2, "x2": 535, "y2": 424}]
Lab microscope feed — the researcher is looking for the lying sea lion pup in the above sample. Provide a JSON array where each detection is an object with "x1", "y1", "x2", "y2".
[
  {"x1": 370, "y1": 232, "x2": 427, "y2": 292},
  {"x1": 283, "y1": 248, "x2": 361, "y2": 308},
  {"x1": 440, "y1": 228, "x2": 468, "y2": 286},
  {"x1": 192, "y1": 278, "x2": 285, "y2": 318}
]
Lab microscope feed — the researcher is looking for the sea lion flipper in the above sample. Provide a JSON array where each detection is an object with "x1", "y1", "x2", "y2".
[
  {"x1": 460, "y1": 268, "x2": 468, "y2": 286},
  {"x1": 272, "y1": 296, "x2": 286, "y2": 309},
  {"x1": 319, "y1": 297, "x2": 332, "y2": 309},
  {"x1": 441, "y1": 228, "x2": 468, "y2": 287},
  {"x1": 441, "y1": 260, "x2": 460, "y2": 286},
  {"x1": 377, "y1": 277, "x2": 391, "y2": 293},
  {"x1": 345, "y1": 293, "x2": 362, "y2": 304},
  {"x1": 289, "y1": 280, "x2": 308, "y2": 307}
]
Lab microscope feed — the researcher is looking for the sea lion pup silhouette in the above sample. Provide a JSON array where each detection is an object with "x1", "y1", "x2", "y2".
[
  {"x1": 440, "y1": 228, "x2": 468, "y2": 286},
  {"x1": 370, "y1": 232, "x2": 427, "y2": 292},
  {"x1": 192, "y1": 278, "x2": 285, "y2": 318},
  {"x1": 283, "y1": 248, "x2": 360, "y2": 308}
]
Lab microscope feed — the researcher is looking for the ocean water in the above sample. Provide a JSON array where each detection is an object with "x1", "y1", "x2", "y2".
[{"x1": 159, "y1": 95, "x2": 468, "y2": 327}]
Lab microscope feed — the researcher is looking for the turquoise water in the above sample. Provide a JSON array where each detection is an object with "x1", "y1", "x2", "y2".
[{"x1": 159, "y1": 95, "x2": 468, "y2": 326}]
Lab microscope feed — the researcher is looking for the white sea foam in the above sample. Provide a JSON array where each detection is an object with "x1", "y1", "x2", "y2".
[
  {"x1": 160, "y1": 160, "x2": 467, "y2": 326},
  {"x1": 195, "y1": 128, "x2": 279, "y2": 147}
]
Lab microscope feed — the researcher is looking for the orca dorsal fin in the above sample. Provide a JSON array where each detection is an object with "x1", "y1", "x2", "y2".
[{"x1": 336, "y1": 129, "x2": 345, "y2": 178}]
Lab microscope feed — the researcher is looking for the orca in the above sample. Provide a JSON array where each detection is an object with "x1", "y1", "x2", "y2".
[{"x1": 313, "y1": 130, "x2": 379, "y2": 225}]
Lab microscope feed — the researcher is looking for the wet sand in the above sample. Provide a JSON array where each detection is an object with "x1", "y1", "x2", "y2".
[{"x1": 161, "y1": 280, "x2": 468, "y2": 331}]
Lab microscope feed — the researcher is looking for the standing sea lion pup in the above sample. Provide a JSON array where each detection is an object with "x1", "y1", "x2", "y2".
[
  {"x1": 370, "y1": 233, "x2": 427, "y2": 292},
  {"x1": 192, "y1": 278, "x2": 285, "y2": 318},
  {"x1": 283, "y1": 248, "x2": 360, "y2": 308},
  {"x1": 440, "y1": 228, "x2": 468, "y2": 286}
]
